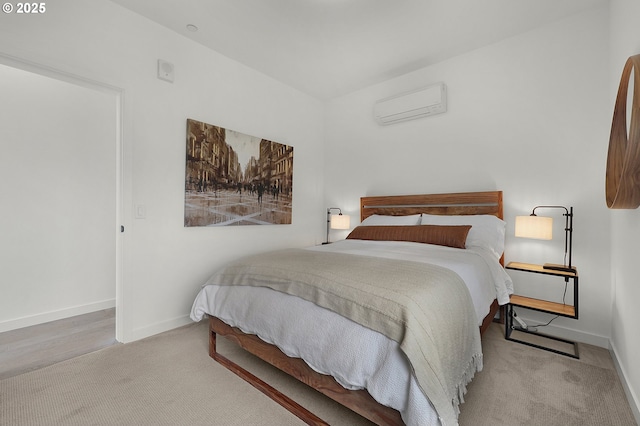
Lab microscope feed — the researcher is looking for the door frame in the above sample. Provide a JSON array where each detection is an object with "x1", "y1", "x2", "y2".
[{"x1": 0, "y1": 52, "x2": 127, "y2": 342}]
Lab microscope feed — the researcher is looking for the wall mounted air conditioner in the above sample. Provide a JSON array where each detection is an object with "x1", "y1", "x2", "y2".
[{"x1": 373, "y1": 82, "x2": 447, "y2": 125}]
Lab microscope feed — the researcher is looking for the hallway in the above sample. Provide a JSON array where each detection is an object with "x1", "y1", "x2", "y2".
[{"x1": 0, "y1": 309, "x2": 117, "y2": 380}]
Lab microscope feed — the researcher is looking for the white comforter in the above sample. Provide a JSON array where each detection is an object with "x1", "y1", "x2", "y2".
[{"x1": 190, "y1": 239, "x2": 513, "y2": 426}]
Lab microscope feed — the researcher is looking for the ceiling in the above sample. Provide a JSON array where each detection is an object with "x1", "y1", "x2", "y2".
[{"x1": 110, "y1": 0, "x2": 606, "y2": 100}]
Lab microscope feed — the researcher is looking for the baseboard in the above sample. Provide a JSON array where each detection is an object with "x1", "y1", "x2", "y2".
[
  {"x1": 610, "y1": 340, "x2": 640, "y2": 425},
  {"x1": 0, "y1": 299, "x2": 116, "y2": 333},
  {"x1": 546, "y1": 324, "x2": 609, "y2": 348},
  {"x1": 128, "y1": 314, "x2": 192, "y2": 343},
  {"x1": 513, "y1": 314, "x2": 609, "y2": 348}
]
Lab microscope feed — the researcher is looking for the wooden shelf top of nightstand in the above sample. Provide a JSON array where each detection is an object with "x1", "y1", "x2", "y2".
[{"x1": 506, "y1": 261, "x2": 577, "y2": 278}]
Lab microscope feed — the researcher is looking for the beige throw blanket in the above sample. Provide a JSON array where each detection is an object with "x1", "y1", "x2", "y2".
[{"x1": 206, "y1": 248, "x2": 482, "y2": 426}]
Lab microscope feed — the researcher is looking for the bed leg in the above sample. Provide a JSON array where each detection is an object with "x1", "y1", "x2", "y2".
[
  {"x1": 209, "y1": 321, "x2": 217, "y2": 358},
  {"x1": 497, "y1": 304, "x2": 505, "y2": 324}
]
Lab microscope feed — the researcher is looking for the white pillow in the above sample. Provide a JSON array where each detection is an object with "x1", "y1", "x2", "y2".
[
  {"x1": 360, "y1": 214, "x2": 422, "y2": 226},
  {"x1": 420, "y1": 214, "x2": 506, "y2": 258}
]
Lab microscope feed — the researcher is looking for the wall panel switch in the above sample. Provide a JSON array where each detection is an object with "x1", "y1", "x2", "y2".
[{"x1": 135, "y1": 204, "x2": 146, "y2": 219}]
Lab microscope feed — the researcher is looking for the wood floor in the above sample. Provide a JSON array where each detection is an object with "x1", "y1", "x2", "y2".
[{"x1": 0, "y1": 308, "x2": 118, "y2": 380}]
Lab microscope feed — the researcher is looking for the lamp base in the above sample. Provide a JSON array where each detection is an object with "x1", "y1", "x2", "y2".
[{"x1": 543, "y1": 263, "x2": 577, "y2": 273}]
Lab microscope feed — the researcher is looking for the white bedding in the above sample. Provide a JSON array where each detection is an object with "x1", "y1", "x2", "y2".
[{"x1": 190, "y1": 239, "x2": 513, "y2": 426}]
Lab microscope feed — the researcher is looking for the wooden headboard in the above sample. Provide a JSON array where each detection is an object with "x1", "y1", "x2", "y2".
[
  {"x1": 360, "y1": 190, "x2": 503, "y2": 222},
  {"x1": 360, "y1": 190, "x2": 504, "y2": 267}
]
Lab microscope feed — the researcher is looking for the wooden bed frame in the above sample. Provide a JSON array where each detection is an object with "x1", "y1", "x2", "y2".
[{"x1": 208, "y1": 190, "x2": 504, "y2": 426}]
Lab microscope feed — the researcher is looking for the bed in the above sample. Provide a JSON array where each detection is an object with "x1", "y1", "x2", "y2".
[{"x1": 190, "y1": 190, "x2": 513, "y2": 426}]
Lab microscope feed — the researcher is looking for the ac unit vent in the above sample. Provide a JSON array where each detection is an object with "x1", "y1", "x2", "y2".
[{"x1": 373, "y1": 83, "x2": 447, "y2": 125}]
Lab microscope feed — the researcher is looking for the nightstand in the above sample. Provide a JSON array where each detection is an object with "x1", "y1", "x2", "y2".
[{"x1": 505, "y1": 261, "x2": 579, "y2": 358}]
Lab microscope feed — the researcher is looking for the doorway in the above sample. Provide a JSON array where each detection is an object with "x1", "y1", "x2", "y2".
[{"x1": 0, "y1": 58, "x2": 123, "y2": 341}]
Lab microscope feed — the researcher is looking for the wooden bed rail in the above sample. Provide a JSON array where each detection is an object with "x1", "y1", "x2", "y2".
[
  {"x1": 209, "y1": 316, "x2": 404, "y2": 426},
  {"x1": 208, "y1": 302, "x2": 501, "y2": 426}
]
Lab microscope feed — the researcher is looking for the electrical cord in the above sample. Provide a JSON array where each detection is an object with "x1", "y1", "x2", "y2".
[
  {"x1": 526, "y1": 315, "x2": 559, "y2": 332},
  {"x1": 514, "y1": 281, "x2": 569, "y2": 331}
]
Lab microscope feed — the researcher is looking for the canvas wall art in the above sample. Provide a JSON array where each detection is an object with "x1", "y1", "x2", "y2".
[{"x1": 184, "y1": 118, "x2": 293, "y2": 226}]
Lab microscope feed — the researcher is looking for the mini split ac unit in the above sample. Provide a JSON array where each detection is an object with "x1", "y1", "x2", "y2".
[{"x1": 373, "y1": 82, "x2": 447, "y2": 125}]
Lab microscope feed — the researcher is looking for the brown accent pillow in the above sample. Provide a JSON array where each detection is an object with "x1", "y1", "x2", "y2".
[{"x1": 346, "y1": 225, "x2": 471, "y2": 249}]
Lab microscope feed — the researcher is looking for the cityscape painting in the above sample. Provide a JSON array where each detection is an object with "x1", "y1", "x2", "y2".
[{"x1": 184, "y1": 118, "x2": 293, "y2": 226}]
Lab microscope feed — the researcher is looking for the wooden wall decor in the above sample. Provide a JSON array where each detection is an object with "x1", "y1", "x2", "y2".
[{"x1": 606, "y1": 54, "x2": 640, "y2": 209}]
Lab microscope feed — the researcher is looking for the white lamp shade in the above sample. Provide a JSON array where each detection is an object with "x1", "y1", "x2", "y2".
[
  {"x1": 515, "y1": 215, "x2": 553, "y2": 240},
  {"x1": 330, "y1": 214, "x2": 350, "y2": 230}
]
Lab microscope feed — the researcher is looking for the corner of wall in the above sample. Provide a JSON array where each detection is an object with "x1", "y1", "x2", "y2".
[{"x1": 610, "y1": 339, "x2": 640, "y2": 424}]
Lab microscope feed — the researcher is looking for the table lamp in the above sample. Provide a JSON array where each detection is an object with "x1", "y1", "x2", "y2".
[
  {"x1": 324, "y1": 207, "x2": 350, "y2": 244},
  {"x1": 515, "y1": 205, "x2": 575, "y2": 273}
]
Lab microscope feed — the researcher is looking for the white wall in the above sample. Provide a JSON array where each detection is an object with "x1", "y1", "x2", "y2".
[
  {"x1": 609, "y1": 0, "x2": 640, "y2": 420},
  {"x1": 0, "y1": 64, "x2": 117, "y2": 331},
  {"x1": 325, "y1": 6, "x2": 612, "y2": 346},
  {"x1": 0, "y1": 0, "x2": 325, "y2": 341}
]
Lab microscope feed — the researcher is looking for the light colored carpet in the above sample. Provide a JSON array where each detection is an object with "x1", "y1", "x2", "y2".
[
  {"x1": 0, "y1": 321, "x2": 637, "y2": 426},
  {"x1": 459, "y1": 324, "x2": 637, "y2": 426},
  {"x1": 0, "y1": 320, "x2": 368, "y2": 426}
]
